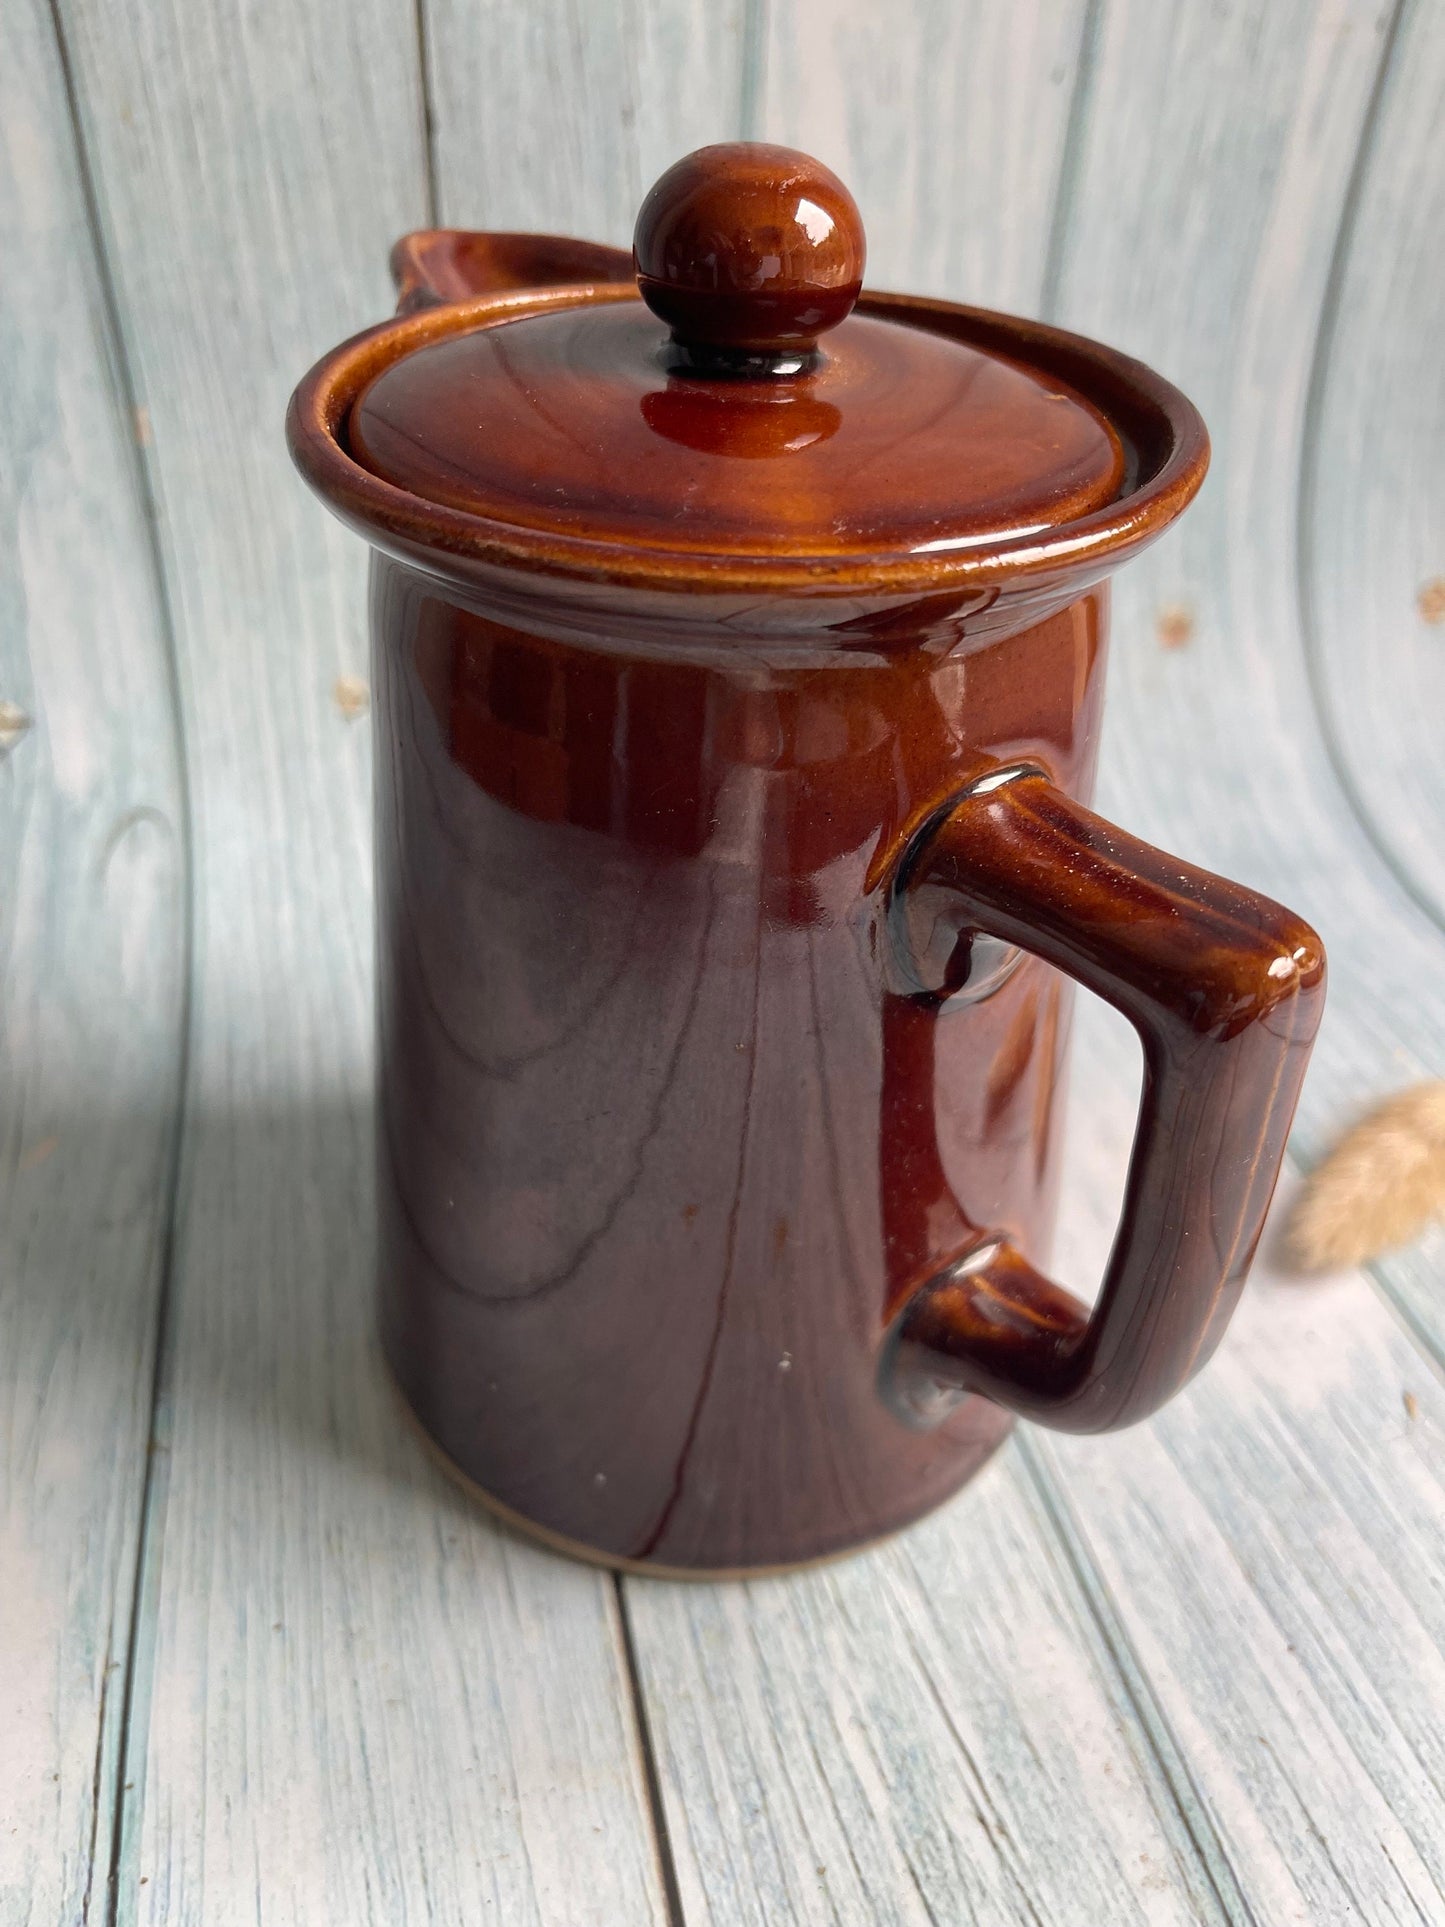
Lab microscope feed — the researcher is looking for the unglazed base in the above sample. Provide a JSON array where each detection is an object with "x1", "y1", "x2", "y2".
[{"x1": 387, "y1": 1364, "x2": 1005, "y2": 1581}]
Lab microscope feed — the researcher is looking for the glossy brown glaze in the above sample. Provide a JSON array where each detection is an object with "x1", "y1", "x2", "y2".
[
  {"x1": 633, "y1": 143, "x2": 864, "y2": 364},
  {"x1": 882, "y1": 772, "x2": 1325, "y2": 1433},
  {"x1": 287, "y1": 144, "x2": 1325, "y2": 1572},
  {"x1": 373, "y1": 564, "x2": 1107, "y2": 1569},
  {"x1": 349, "y1": 305, "x2": 1125, "y2": 559},
  {"x1": 390, "y1": 230, "x2": 633, "y2": 314},
  {"x1": 287, "y1": 285, "x2": 1207, "y2": 600}
]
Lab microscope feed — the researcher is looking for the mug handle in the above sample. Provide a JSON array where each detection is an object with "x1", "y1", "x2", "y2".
[{"x1": 881, "y1": 765, "x2": 1325, "y2": 1435}]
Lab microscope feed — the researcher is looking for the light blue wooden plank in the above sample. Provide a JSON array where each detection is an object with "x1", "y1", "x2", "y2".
[
  {"x1": 1031, "y1": 1002, "x2": 1445, "y2": 1925},
  {"x1": 611, "y1": 16, "x2": 1243, "y2": 1923},
  {"x1": 423, "y1": 0, "x2": 752, "y2": 238},
  {"x1": 626, "y1": 1439, "x2": 1233, "y2": 1927},
  {"x1": 1033, "y1": 14, "x2": 1445, "y2": 1900},
  {"x1": 48, "y1": 0, "x2": 672, "y2": 1918},
  {"x1": 1045, "y1": 0, "x2": 1445, "y2": 1348},
  {"x1": 1303, "y1": 0, "x2": 1445, "y2": 927},
  {"x1": 632, "y1": 989, "x2": 1445, "y2": 1925},
  {"x1": 14, "y1": 4, "x2": 1440, "y2": 1925},
  {"x1": 626, "y1": 3, "x2": 1445, "y2": 1920},
  {"x1": 0, "y1": 0, "x2": 187, "y2": 1918},
  {"x1": 758, "y1": 0, "x2": 1092, "y2": 311}
]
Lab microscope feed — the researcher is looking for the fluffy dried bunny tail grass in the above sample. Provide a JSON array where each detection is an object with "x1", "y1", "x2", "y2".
[{"x1": 1286, "y1": 1081, "x2": 1445, "y2": 1273}]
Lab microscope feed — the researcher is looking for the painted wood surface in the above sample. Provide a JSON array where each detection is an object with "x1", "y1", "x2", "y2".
[
  {"x1": 1303, "y1": 0, "x2": 1445, "y2": 929},
  {"x1": 40, "y1": 0, "x2": 668, "y2": 1920},
  {"x1": 1040, "y1": 0, "x2": 1445, "y2": 1362},
  {"x1": 626, "y1": 1449, "x2": 1229, "y2": 1927},
  {"x1": 1035, "y1": 1009, "x2": 1445, "y2": 1927},
  {"x1": 759, "y1": 0, "x2": 1092, "y2": 311},
  {"x1": 0, "y1": 1, "x2": 186, "y2": 1919},
  {"x1": 625, "y1": 1240, "x2": 1241, "y2": 1927},
  {"x1": 631, "y1": 1001, "x2": 1445, "y2": 1925},
  {"x1": 3, "y1": 0, "x2": 1444, "y2": 1921}
]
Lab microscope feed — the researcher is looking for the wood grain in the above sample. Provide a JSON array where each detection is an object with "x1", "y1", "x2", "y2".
[
  {"x1": 5, "y1": 0, "x2": 1445, "y2": 1920},
  {"x1": 758, "y1": 0, "x2": 1092, "y2": 310},
  {"x1": 422, "y1": 0, "x2": 752, "y2": 239},
  {"x1": 628, "y1": 1402, "x2": 1248, "y2": 1927},
  {"x1": 47, "y1": 0, "x2": 668, "y2": 1918},
  {"x1": 1303, "y1": 0, "x2": 1445, "y2": 928},
  {"x1": 1030, "y1": 1003, "x2": 1445, "y2": 1926},
  {"x1": 1042, "y1": 0, "x2": 1445, "y2": 1354},
  {"x1": 625, "y1": 1434, "x2": 1230, "y2": 1927},
  {"x1": 622, "y1": 7, "x2": 1445, "y2": 1920},
  {"x1": 0, "y1": 2, "x2": 186, "y2": 1920},
  {"x1": 629, "y1": 996, "x2": 1445, "y2": 1925}
]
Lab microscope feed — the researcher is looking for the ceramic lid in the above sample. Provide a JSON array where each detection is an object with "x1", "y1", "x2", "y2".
[{"x1": 345, "y1": 145, "x2": 1129, "y2": 568}]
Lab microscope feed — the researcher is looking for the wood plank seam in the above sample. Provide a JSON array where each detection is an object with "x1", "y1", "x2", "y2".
[
  {"x1": 615, "y1": 1577, "x2": 689, "y2": 1927},
  {"x1": 410, "y1": 0, "x2": 440, "y2": 229},
  {"x1": 611, "y1": 25, "x2": 764, "y2": 1883},
  {"x1": 54, "y1": 2, "x2": 697, "y2": 1914},
  {"x1": 1031, "y1": 38, "x2": 1290, "y2": 1892},
  {"x1": 1014, "y1": 1432, "x2": 1261, "y2": 1927},
  {"x1": 1290, "y1": 0, "x2": 1445, "y2": 1382},
  {"x1": 104, "y1": 1339, "x2": 176, "y2": 1927},
  {"x1": 1294, "y1": 0, "x2": 1439, "y2": 937},
  {"x1": 36, "y1": 3, "x2": 199, "y2": 1920},
  {"x1": 14, "y1": 6, "x2": 1434, "y2": 1918},
  {"x1": 1036, "y1": 0, "x2": 1445, "y2": 1479},
  {"x1": 1298, "y1": 0, "x2": 1445, "y2": 937},
  {"x1": 739, "y1": 0, "x2": 771, "y2": 142},
  {"x1": 1038, "y1": 0, "x2": 1103, "y2": 324},
  {"x1": 77, "y1": 1626, "x2": 117, "y2": 1927}
]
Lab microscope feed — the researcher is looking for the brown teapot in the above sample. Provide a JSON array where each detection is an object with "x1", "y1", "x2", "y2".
[{"x1": 289, "y1": 143, "x2": 1324, "y2": 1575}]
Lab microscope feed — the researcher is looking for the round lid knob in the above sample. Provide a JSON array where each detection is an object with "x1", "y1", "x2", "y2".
[{"x1": 633, "y1": 143, "x2": 865, "y2": 373}]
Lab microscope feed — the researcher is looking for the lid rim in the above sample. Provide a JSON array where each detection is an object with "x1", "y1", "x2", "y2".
[{"x1": 288, "y1": 284, "x2": 1208, "y2": 598}]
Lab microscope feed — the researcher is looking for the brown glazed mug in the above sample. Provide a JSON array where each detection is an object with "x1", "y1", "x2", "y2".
[{"x1": 289, "y1": 144, "x2": 1325, "y2": 1575}]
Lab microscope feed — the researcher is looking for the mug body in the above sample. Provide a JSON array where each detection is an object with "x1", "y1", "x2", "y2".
[{"x1": 372, "y1": 557, "x2": 1109, "y2": 1572}]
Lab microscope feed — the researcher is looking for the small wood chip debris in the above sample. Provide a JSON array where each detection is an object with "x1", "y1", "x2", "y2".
[
  {"x1": 133, "y1": 404, "x2": 152, "y2": 446},
  {"x1": 19, "y1": 1135, "x2": 59, "y2": 1172},
  {"x1": 1403, "y1": 1391, "x2": 1420, "y2": 1424},
  {"x1": 333, "y1": 675, "x2": 370, "y2": 721},
  {"x1": 1417, "y1": 577, "x2": 1445, "y2": 625},
  {"x1": 0, "y1": 701, "x2": 32, "y2": 754},
  {"x1": 1156, "y1": 604, "x2": 1194, "y2": 649}
]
